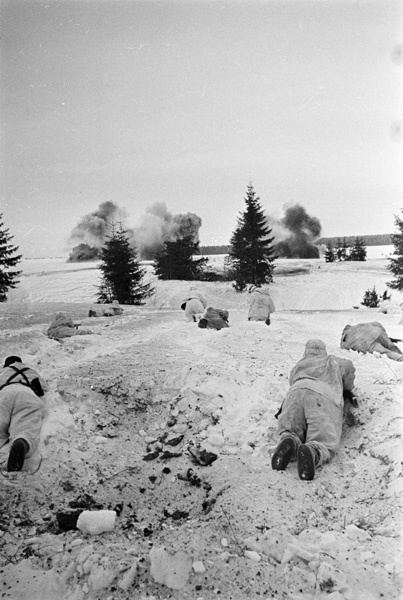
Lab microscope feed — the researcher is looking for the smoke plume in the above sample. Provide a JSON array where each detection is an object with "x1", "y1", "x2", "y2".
[
  {"x1": 69, "y1": 201, "x2": 131, "y2": 249},
  {"x1": 132, "y1": 202, "x2": 202, "y2": 259},
  {"x1": 68, "y1": 201, "x2": 202, "y2": 261},
  {"x1": 269, "y1": 204, "x2": 321, "y2": 258},
  {"x1": 68, "y1": 243, "x2": 100, "y2": 262}
]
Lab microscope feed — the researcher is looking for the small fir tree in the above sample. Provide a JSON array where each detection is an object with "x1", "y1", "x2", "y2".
[
  {"x1": 0, "y1": 213, "x2": 22, "y2": 302},
  {"x1": 154, "y1": 236, "x2": 208, "y2": 280},
  {"x1": 348, "y1": 237, "x2": 367, "y2": 261},
  {"x1": 324, "y1": 242, "x2": 336, "y2": 263},
  {"x1": 361, "y1": 286, "x2": 381, "y2": 308},
  {"x1": 97, "y1": 228, "x2": 153, "y2": 304},
  {"x1": 387, "y1": 210, "x2": 403, "y2": 290},
  {"x1": 228, "y1": 183, "x2": 276, "y2": 291}
]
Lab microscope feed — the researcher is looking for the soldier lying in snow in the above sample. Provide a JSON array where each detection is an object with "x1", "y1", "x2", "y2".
[
  {"x1": 198, "y1": 307, "x2": 229, "y2": 330},
  {"x1": 377, "y1": 299, "x2": 403, "y2": 315},
  {"x1": 89, "y1": 300, "x2": 124, "y2": 317},
  {"x1": 271, "y1": 339, "x2": 357, "y2": 481},
  {"x1": 47, "y1": 312, "x2": 93, "y2": 341},
  {"x1": 247, "y1": 286, "x2": 275, "y2": 325},
  {"x1": 340, "y1": 321, "x2": 403, "y2": 362},
  {"x1": 181, "y1": 287, "x2": 208, "y2": 322},
  {"x1": 0, "y1": 356, "x2": 48, "y2": 471}
]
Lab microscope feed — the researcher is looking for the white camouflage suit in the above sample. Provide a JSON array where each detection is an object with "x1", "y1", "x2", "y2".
[
  {"x1": 0, "y1": 363, "x2": 47, "y2": 458},
  {"x1": 181, "y1": 288, "x2": 208, "y2": 322},
  {"x1": 248, "y1": 288, "x2": 276, "y2": 321},
  {"x1": 276, "y1": 339, "x2": 356, "y2": 465},
  {"x1": 340, "y1": 321, "x2": 403, "y2": 362}
]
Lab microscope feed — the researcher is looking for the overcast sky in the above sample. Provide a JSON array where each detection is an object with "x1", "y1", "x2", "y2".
[{"x1": 1, "y1": 0, "x2": 402, "y2": 258}]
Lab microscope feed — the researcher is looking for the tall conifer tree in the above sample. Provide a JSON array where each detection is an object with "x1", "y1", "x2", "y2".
[
  {"x1": 97, "y1": 228, "x2": 153, "y2": 304},
  {"x1": 228, "y1": 184, "x2": 276, "y2": 291},
  {"x1": 154, "y1": 236, "x2": 208, "y2": 280},
  {"x1": 387, "y1": 210, "x2": 403, "y2": 290},
  {"x1": 0, "y1": 213, "x2": 22, "y2": 302}
]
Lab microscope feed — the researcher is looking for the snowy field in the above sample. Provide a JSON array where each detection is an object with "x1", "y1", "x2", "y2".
[
  {"x1": 0, "y1": 255, "x2": 402, "y2": 600},
  {"x1": 365, "y1": 245, "x2": 394, "y2": 259}
]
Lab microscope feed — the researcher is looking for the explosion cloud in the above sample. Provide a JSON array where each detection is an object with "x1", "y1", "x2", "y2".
[
  {"x1": 132, "y1": 202, "x2": 202, "y2": 260},
  {"x1": 68, "y1": 201, "x2": 202, "y2": 261},
  {"x1": 268, "y1": 204, "x2": 322, "y2": 258},
  {"x1": 69, "y1": 201, "x2": 130, "y2": 249}
]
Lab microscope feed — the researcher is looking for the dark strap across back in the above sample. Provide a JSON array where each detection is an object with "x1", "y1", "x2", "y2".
[{"x1": 0, "y1": 366, "x2": 32, "y2": 391}]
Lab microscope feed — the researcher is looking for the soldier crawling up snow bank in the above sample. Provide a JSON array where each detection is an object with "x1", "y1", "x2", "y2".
[
  {"x1": 198, "y1": 307, "x2": 229, "y2": 330},
  {"x1": 181, "y1": 287, "x2": 208, "y2": 322},
  {"x1": 340, "y1": 321, "x2": 403, "y2": 362},
  {"x1": 247, "y1": 285, "x2": 275, "y2": 325},
  {"x1": 47, "y1": 312, "x2": 94, "y2": 341},
  {"x1": 0, "y1": 356, "x2": 48, "y2": 472},
  {"x1": 271, "y1": 339, "x2": 357, "y2": 481}
]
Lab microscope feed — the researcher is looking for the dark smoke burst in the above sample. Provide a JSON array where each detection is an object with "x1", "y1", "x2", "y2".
[
  {"x1": 272, "y1": 204, "x2": 322, "y2": 258},
  {"x1": 68, "y1": 201, "x2": 132, "y2": 262},
  {"x1": 69, "y1": 201, "x2": 129, "y2": 248},
  {"x1": 68, "y1": 243, "x2": 100, "y2": 262},
  {"x1": 131, "y1": 202, "x2": 202, "y2": 260},
  {"x1": 68, "y1": 201, "x2": 202, "y2": 261}
]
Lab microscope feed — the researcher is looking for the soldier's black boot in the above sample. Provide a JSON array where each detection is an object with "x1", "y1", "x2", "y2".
[
  {"x1": 297, "y1": 444, "x2": 320, "y2": 481},
  {"x1": 271, "y1": 437, "x2": 296, "y2": 471},
  {"x1": 7, "y1": 439, "x2": 29, "y2": 472}
]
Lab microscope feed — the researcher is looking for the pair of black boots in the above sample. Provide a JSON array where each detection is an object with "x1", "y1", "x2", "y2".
[
  {"x1": 271, "y1": 437, "x2": 319, "y2": 480},
  {"x1": 7, "y1": 439, "x2": 29, "y2": 472}
]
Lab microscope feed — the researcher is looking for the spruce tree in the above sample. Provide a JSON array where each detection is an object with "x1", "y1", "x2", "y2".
[
  {"x1": 0, "y1": 213, "x2": 22, "y2": 302},
  {"x1": 97, "y1": 228, "x2": 153, "y2": 304},
  {"x1": 387, "y1": 210, "x2": 403, "y2": 290},
  {"x1": 228, "y1": 183, "x2": 276, "y2": 291},
  {"x1": 349, "y1": 237, "x2": 367, "y2": 261},
  {"x1": 154, "y1": 235, "x2": 208, "y2": 280},
  {"x1": 361, "y1": 286, "x2": 381, "y2": 308}
]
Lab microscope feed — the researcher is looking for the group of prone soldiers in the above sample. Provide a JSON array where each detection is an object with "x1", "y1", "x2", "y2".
[
  {"x1": 1, "y1": 292, "x2": 402, "y2": 478},
  {"x1": 272, "y1": 320, "x2": 402, "y2": 481},
  {"x1": 182, "y1": 288, "x2": 403, "y2": 481},
  {"x1": 45, "y1": 301, "x2": 124, "y2": 342},
  {"x1": 181, "y1": 285, "x2": 275, "y2": 329}
]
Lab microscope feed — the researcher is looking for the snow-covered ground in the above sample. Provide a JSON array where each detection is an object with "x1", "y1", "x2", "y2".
[
  {"x1": 365, "y1": 245, "x2": 394, "y2": 259},
  {"x1": 0, "y1": 256, "x2": 402, "y2": 600}
]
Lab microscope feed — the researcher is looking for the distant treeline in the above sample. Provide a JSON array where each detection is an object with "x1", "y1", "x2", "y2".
[
  {"x1": 199, "y1": 245, "x2": 231, "y2": 255},
  {"x1": 200, "y1": 234, "x2": 393, "y2": 255},
  {"x1": 316, "y1": 233, "x2": 393, "y2": 247}
]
